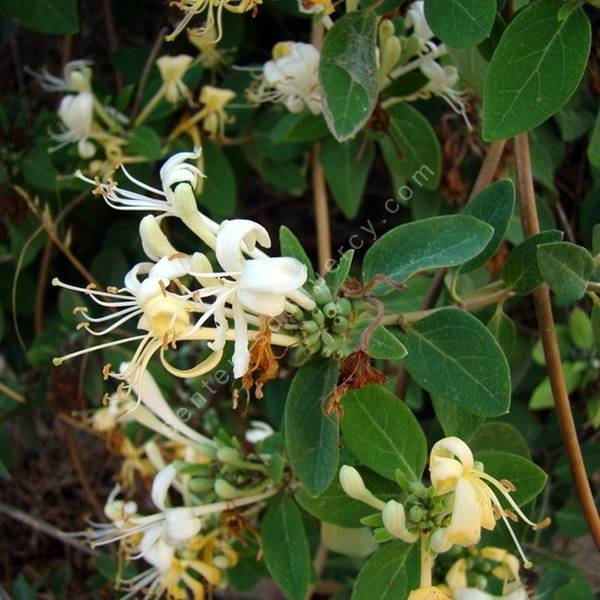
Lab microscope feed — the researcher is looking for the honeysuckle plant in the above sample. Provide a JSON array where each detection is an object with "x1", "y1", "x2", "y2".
[{"x1": 3, "y1": 0, "x2": 600, "y2": 597}]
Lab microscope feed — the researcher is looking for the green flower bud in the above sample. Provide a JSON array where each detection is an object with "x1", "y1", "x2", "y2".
[
  {"x1": 409, "y1": 481, "x2": 427, "y2": 497},
  {"x1": 303, "y1": 331, "x2": 321, "y2": 347},
  {"x1": 332, "y1": 316, "x2": 349, "y2": 334},
  {"x1": 312, "y1": 308, "x2": 325, "y2": 326},
  {"x1": 323, "y1": 302, "x2": 338, "y2": 318},
  {"x1": 336, "y1": 298, "x2": 352, "y2": 316},
  {"x1": 302, "y1": 320, "x2": 319, "y2": 334},
  {"x1": 313, "y1": 280, "x2": 332, "y2": 305},
  {"x1": 408, "y1": 505, "x2": 425, "y2": 523},
  {"x1": 321, "y1": 331, "x2": 336, "y2": 346}
]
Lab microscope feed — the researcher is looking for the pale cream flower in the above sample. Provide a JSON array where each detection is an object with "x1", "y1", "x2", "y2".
[
  {"x1": 405, "y1": 0, "x2": 435, "y2": 48},
  {"x1": 156, "y1": 55, "x2": 194, "y2": 103},
  {"x1": 250, "y1": 42, "x2": 322, "y2": 114},
  {"x1": 29, "y1": 59, "x2": 92, "y2": 93},
  {"x1": 53, "y1": 92, "x2": 96, "y2": 158},
  {"x1": 198, "y1": 85, "x2": 236, "y2": 138}
]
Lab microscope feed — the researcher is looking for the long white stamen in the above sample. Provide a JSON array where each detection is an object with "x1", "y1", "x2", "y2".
[
  {"x1": 120, "y1": 164, "x2": 166, "y2": 196},
  {"x1": 82, "y1": 305, "x2": 140, "y2": 323},
  {"x1": 85, "y1": 309, "x2": 142, "y2": 336},
  {"x1": 493, "y1": 497, "x2": 533, "y2": 569},
  {"x1": 52, "y1": 278, "x2": 134, "y2": 300},
  {"x1": 53, "y1": 335, "x2": 147, "y2": 365}
]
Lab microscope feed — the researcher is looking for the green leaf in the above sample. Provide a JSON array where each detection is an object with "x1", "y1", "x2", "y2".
[
  {"x1": 279, "y1": 226, "x2": 315, "y2": 280},
  {"x1": 296, "y1": 467, "x2": 398, "y2": 528},
  {"x1": 399, "y1": 309, "x2": 511, "y2": 417},
  {"x1": 432, "y1": 396, "x2": 485, "y2": 441},
  {"x1": 476, "y1": 451, "x2": 547, "y2": 505},
  {"x1": 321, "y1": 136, "x2": 374, "y2": 219},
  {"x1": 367, "y1": 326, "x2": 408, "y2": 360},
  {"x1": 424, "y1": 0, "x2": 496, "y2": 48},
  {"x1": 487, "y1": 307, "x2": 517, "y2": 361},
  {"x1": 592, "y1": 303, "x2": 600, "y2": 345},
  {"x1": 379, "y1": 102, "x2": 441, "y2": 193},
  {"x1": 470, "y1": 422, "x2": 531, "y2": 459},
  {"x1": 460, "y1": 180, "x2": 515, "y2": 273},
  {"x1": 341, "y1": 384, "x2": 427, "y2": 482},
  {"x1": 22, "y1": 144, "x2": 58, "y2": 192},
  {"x1": 127, "y1": 126, "x2": 162, "y2": 160},
  {"x1": 325, "y1": 249, "x2": 354, "y2": 294},
  {"x1": 0, "y1": 0, "x2": 78, "y2": 34},
  {"x1": 260, "y1": 496, "x2": 311, "y2": 600},
  {"x1": 272, "y1": 111, "x2": 329, "y2": 143},
  {"x1": 502, "y1": 230, "x2": 564, "y2": 294},
  {"x1": 319, "y1": 10, "x2": 378, "y2": 141},
  {"x1": 530, "y1": 362, "x2": 586, "y2": 410},
  {"x1": 447, "y1": 46, "x2": 489, "y2": 96},
  {"x1": 537, "y1": 242, "x2": 594, "y2": 303},
  {"x1": 284, "y1": 358, "x2": 340, "y2": 495},
  {"x1": 588, "y1": 109, "x2": 600, "y2": 167},
  {"x1": 364, "y1": 215, "x2": 493, "y2": 294},
  {"x1": 482, "y1": 0, "x2": 591, "y2": 140},
  {"x1": 569, "y1": 307, "x2": 594, "y2": 350},
  {"x1": 198, "y1": 140, "x2": 236, "y2": 216},
  {"x1": 352, "y1": 541, "x2": 420, "y2": 600}
]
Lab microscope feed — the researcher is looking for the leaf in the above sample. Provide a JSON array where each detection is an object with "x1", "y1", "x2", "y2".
[
  {"x1": 447, "y1": 46, "x2": 489, "y2": 96},
  {"x1": 470, "y1": 422, "x2": 531, "y2": 459},
  {"x1": 260, "y1": 496, "x2": 311, "y2": 600},
  {"x1": 363, "y1": 215, "x2": 493, "y2": 294},
  {"x1": 198, "y1": 140, "x2": 236, "y2": 217},
  {"x1": 588, "y1": 109, "x2": 600, "y2": 167},
  {"x1": 502, "y1": 230, "x2": 564, "y2": 294},
  {"x1": 272, "y1": 111, "x2": 329, "y2": 143},
  {"x1": 530, "y1": 362, "x2": 586, "y2": 410},
  {"x1": 592, "y1": 303, "x2": 600, "y2": 346},
  {"x1": 284, "y1": 358, "x2": 340, "y2": 495},
  {"x1": 424, "y1": 0, "x2": 496, "y2": 48},
  {"x1": 320, "y1": 136, "x2": 374, "y2": 219},
  {"x1": 0, "y1": 0, "x2": 78, "y2": 34},
  {"x1": 22, "y1": 144, "x2": 58, "y2": 192},
  {"x1": 319, "y1": 10, "x2": 378, "y2": 141},
  {"x1": 296, "y1": 467, "x2": 398, "y2": 528},
  {"x1": 487, "y1": 307, "x2": 517, "y2": 361},
  {"x1": 279, "y1": 226, "x2": 315, "y2": 280},
  {"x1": 341, "y1": 384, "x2": 427, "y2": 482},
  {"x1": 537, "y1": 242, "x2": 594, "y2": 303},
  {"x1": 569, "y1": 307, "x2": 594, "y2": 350},
  {"x1": 482, "y1": 0, "x2": 591, "y2": 140},
  {"x1": 352, "y1": 541, "x2": 420, "y2": 600},
  {"x1": 476, "y1": 451, "x2": 547, "y2": 505},
  {"x1": 325, "y1": 249, "x2": 354, "y2": 294},
  {"x1": 379, "y1": 102, "x2": 441, "y2": 193},
  {"x1": 127, "y1": 126, "x2": 162, "y2": 160},
  {"x1": 460, "y1": 180, "x2": 515, "y2": 273},
  {"x1": 367, "y1": 327, "x2": 408, "y2": 360},
  {"x1": 432, "y1": 396, "x2": 485, "y2": 441},
  {"x1": 399, "y1": 309, "x2": 511, "y2": 417}
]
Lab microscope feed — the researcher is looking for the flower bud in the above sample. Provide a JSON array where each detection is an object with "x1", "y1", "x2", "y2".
[
  {"x1": 217, "y1": 446, "x2": 241, "y2": 465},
  {"x1": 382, "y1": 500, "x2": 419, "y2": 543},
  {"x1": 323, "y1": 302, "x2": 338, "y2": 318},
  {"x1": 339, "y1": 466, "x2": 385, "y2": 510},
  {"x1": 214, "y1": 478, "x2": 243, "y2": 499},
  {"x1": 302, "y1": 320, "x2": 319, "y2": 333}
]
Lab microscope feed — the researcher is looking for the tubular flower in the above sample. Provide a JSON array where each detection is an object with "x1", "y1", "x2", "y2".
[
  {"x1": 249, "y1": 42, "x2": 322, "y2": 114},
  {"x1": 156, "y1": 55, "x2": 194, "y2": 104},
  {"x1": 192, "y1": 218, "x2": 308, "y2": 378},
  {"x1": 166, "y1": 0, "x2": 262, "y2": 43},
  {"x1": 28, "y1": 59, "x2": 92, "y2": 92},
  {"x1": 408, "y1": 588, "x2": 451, "y2": 600},
  {"x1": 188, "y1": 24, "x2": 224, "y2": 70},
  {"x1": 339, "y1": 465, "x2": 386, "y2": 510},
  {"x1": 198, "y1": 85, "x2": 236, "y2": 138},
  {"x1": 53, "y1": 92, "x2": 96, "y2": 158},
  {"x1": 428, "y1": 437, "x2": 550, "y2": 567},
  {"x1": 405, "y1": 0, "x2": 436, "y2": 52}
]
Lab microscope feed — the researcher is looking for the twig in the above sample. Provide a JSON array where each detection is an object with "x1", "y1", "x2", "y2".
[
  {"x1": 312, "y1": 145, "x2": 332, "y2": 274},
  {"x1": 131, "y1": 27, "x2": 168, "y2": 120},
  {"x1": 393, "y1": 140, "x2": 506, "y2": 398},
  {"x1": 0, "y1": 381, "x2": 25, "y2": 404},
  {"x1": 34, "y1": 237, "x2": 54, "y2": 335},
  {"x1": 554, "y1": 199, "x2": 576, "y2": 243},
  {"x1": 514, "y1": 132, "x2": 600, "y2": 554},
  {"x1": 0, "y1": 501, "x2": 98, "y2": 556},
  {"x1": 101, "y1": 0, "x2": 123, "y2": 90},
  {"x1": 62, "y1": 423, "x2": 105, "y2": 520}
]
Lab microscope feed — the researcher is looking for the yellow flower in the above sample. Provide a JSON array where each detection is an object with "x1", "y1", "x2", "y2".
[
  {"x1": 198, "y1": 85, "x2": 236, "y2": 138},
  {"x1": 156, "y1": 55, "x2": 194, "y2": 103},
  {"x1": 429, "y1": 437, "x2": 550, "y2": 568},
  {"x1": 408, "y1": 586, "x2": 451, "y2": 600}
]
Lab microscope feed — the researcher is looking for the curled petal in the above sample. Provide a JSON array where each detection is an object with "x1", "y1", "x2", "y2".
[
  {"x1": 160, "y1": 346, "x2": 224, "y2": 379},
  {"x1": 151, "y1": 464, "x2": 178, "y2": 510},
  {"x1": 240, "y1": 257, "x2": 307, "y2": 295},
  {"x1": 445, "y1": 478, "x2": 483, "y2": 547},
  {"x1": 124, "y1": 262, "x2": 153, "y2": 292},
  {"x1": 216, "y1": 219, "x2": 271, "y2": 272},
  {"x1": 430, "y1": 437, "x2": 474, "y2": 471},
  {"x1": 139, "y1": 215, "x2": 177, "y2": 261}
]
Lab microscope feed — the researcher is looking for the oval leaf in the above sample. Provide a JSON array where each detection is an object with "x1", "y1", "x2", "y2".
[
  {"x1": 399, "y1": 309, "x2": 511, "y2": 417},
  {"x1": 352, "y1": 541, "x2": 420, "y2": 600},
  {"x1": 319, "y1": 10, "x2": 378, "y2": 141},
  {"x1": 261, "y1": 496, "x2": 311, "y2": 600},
  {"x1": 341, "y1": 384, "x2": 427, "y2": 482},
  {"x1": 425, "y1": 0, "x2": 496, "y2": 48},
  {"x1": 483, "y1": 0, "x2": 591, "y2": 140},
  {"x1": 363, "y1": 215, "x2": 493, "y2": 293},
  {"x1": 537, "y1": 242, "x2": 594, "y2": 303},
  {"x1": 379, "y1": 102, "x2": 441, "y2": 193},
  {"x1": 0, "y1": 0, "x2": 78, "y2": 34},
  {"x1": 460, "y1": 180, "x2": 516, "y2": 273},
  {"x1": 284, "y1": 357, "x2": 340, "y2": 495}
]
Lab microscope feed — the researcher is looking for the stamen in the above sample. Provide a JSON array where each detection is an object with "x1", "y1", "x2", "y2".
[
  {"x1": 500, "y1": 479, "x2": 517, "y2": 492},
  {"x1": 102, "y1": 363, "x2": 112, "y2": 380},
  {"x1": 52, "y1": 335, "x2": 147, "y2": 366},
  {"x1": 76, "y1": 321, "x2": 90, "y2": 330}
]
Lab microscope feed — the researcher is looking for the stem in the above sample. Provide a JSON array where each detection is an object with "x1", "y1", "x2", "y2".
[
  {"x1": 470, "y1": 140, "x2": 506, "y2": 199},
  {"x1": 419, "y1": 534, "x2": 433, "y2": 588},
  {"x1": 191, "y1": 487, "x2": 278, "y2": 518},
  {"x1": 134, "y1": 87, "x2": 165, "y2": 127},
  {"x1": 312, "y1": 144, "x2": 332, "y2": 275},
  {"x1": 514, "y1": 132, "x2": 600, "y2": 554}
]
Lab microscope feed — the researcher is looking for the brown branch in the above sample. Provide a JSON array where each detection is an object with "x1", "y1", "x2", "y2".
[
  {"x1": 0, "y1": 501, "x2": 98, "y2": 557},
  {"x1": 34, "y1": 237, "x2": 54, "y2": 335},
  {"x1": 101, "y1": 0, "x2": 123, "y2": 91},
  {"x1": 394, "y1": 140, "x2": 507, "y2": 399},
  {"x1": 312, "y1": 143, "x2": 332, "y2": 274},
  {"x1": 514, "y1": 132, "x2": 600, "y2": 554}
]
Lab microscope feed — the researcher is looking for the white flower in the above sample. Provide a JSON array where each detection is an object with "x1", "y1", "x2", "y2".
[
  {"x1": 156, "y1": 55, "x2": 194, "y2": 103},
  {"x1": 28, "y1": 59, "x2": 92, "y2": 92},
  {"x1": 245, "y1": 420, "x2": 274, "y2": 444},
  {"x1": 201, "y1": 219, "x2": 308, "y2": 377},
  {"x1": 405, "y1": 1, "x2": 435, "y2": 46},
  {"x1": 53, "y1": 92, "x2": 96, "y2": 158},
  {"x1": 429, "y1": 437, "x2": 549, "y2": 567},
  {"x1": 253, "y1": 42, "x2": 322, "y2": 114}
]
